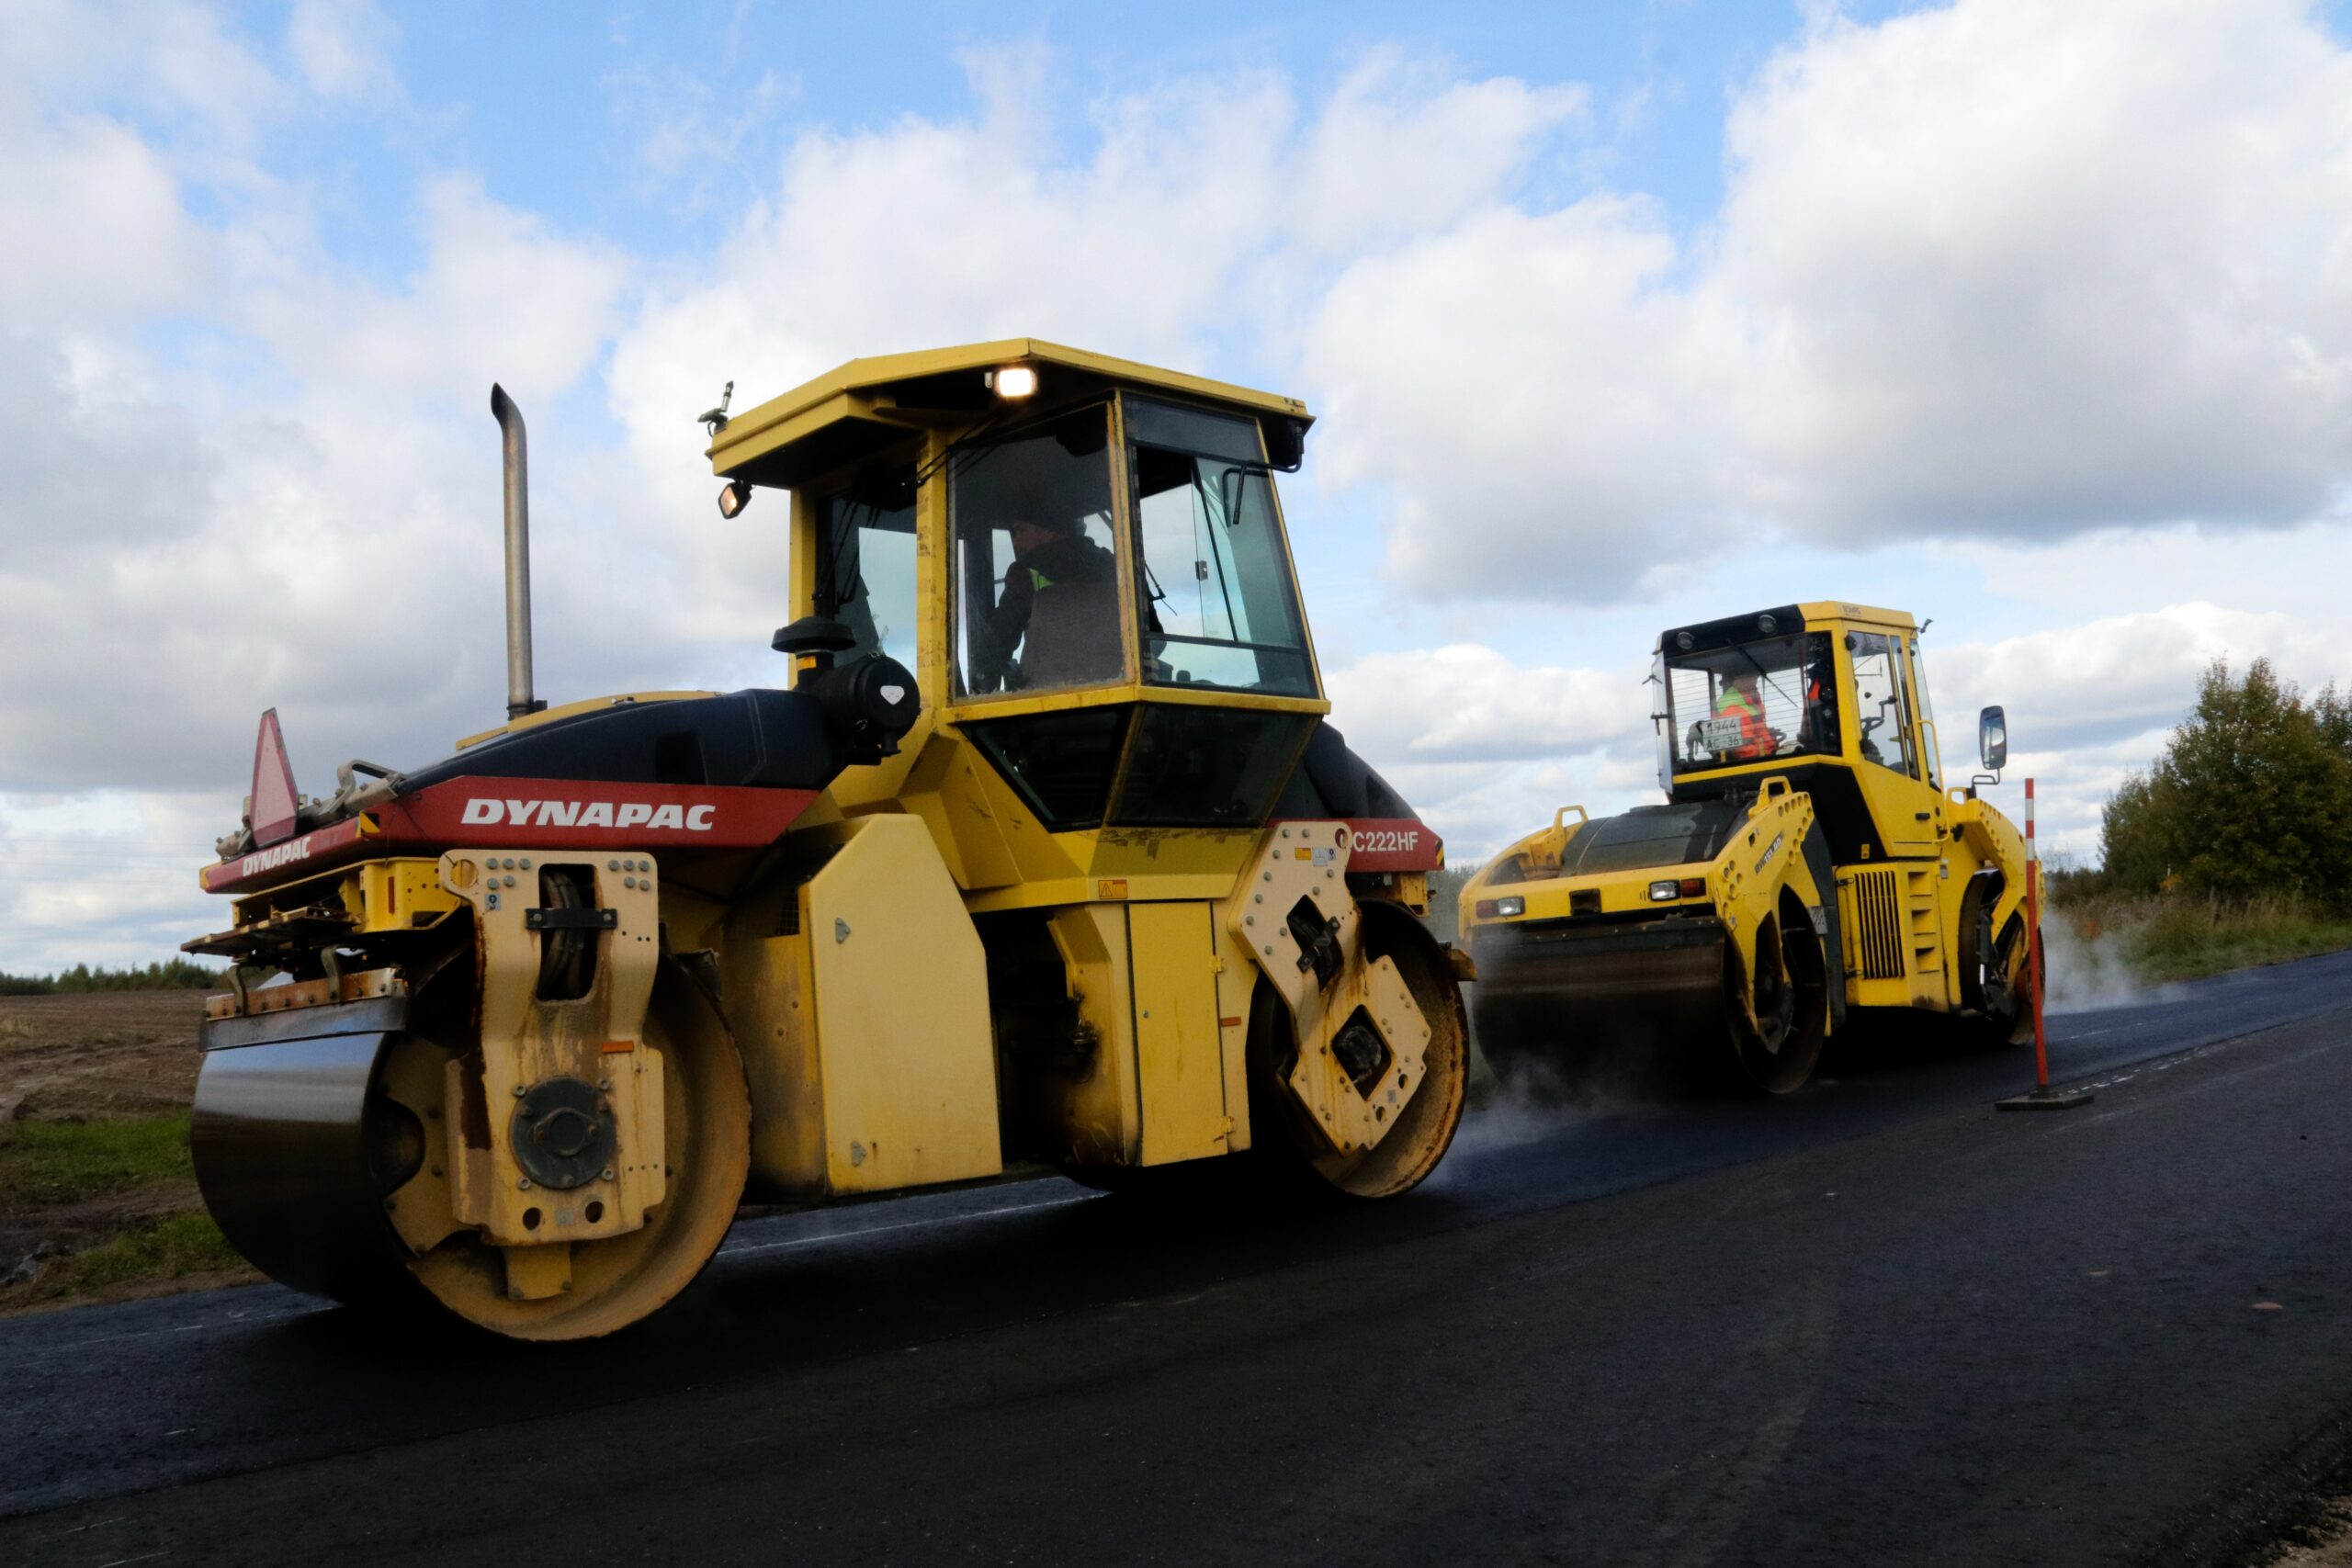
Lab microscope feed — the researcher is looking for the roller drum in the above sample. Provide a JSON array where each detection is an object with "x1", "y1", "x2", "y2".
[
  {"x1": 191, "y1": 997, "x2": 422, "y2": 1310},
  {"x1": 1471, "y1": 916, "x2": 1733, "y2": 1096}
]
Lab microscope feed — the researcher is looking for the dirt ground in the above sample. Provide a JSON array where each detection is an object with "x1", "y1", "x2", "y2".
[
  {"x1": 0, "y1": 990, "x2": 232, "y2": 1309},
  {"x1": 2267, "y1": 1500, "x2": 2352, "y2": 1565},
  {"x1": 0, "y1": 989, "x2": 205, "y2": 1119}
]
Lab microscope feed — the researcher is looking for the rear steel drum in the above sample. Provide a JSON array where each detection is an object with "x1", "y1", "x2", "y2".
[{"x1": 191, "y1": 995, "x2": 424, "y2": 1311}]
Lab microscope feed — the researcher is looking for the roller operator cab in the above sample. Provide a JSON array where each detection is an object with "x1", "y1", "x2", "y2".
[
  {"x1": 185, "y1": 341, "x2": 1468, "y2": 1340},
  {"x1": 1458, "y1": 602, "x2": 2036, "y2": 1096}
]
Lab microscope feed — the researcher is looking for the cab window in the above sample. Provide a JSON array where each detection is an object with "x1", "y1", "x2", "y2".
[
  {"x1": 950, "y1": 406, "x2": 1124, "y2": 697},
  {"x1": 1849, "y1": 632, "x2": 1918, "y2": 779},
  {"x1": 1663, "y1": 632, "x2": 1837, "y2": 773},
  {"x1": 1905, "y1": 638, "x2": 1943, "y2": 789},
  {"x1": 817, "y1": 473, "x2": 917, "y2": 670},
  {"x1": 1128, "y1": 397, "x2": 1315, "y2": 698}
]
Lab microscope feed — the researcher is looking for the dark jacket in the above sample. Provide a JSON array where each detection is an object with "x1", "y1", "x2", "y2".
[{"x1": 972, "y1": 532, "x2": 1116, "y2": 690}]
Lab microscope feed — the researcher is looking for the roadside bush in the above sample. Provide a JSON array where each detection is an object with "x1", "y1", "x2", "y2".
[
  {"x1": 1425, "y1": 865, "x2": 1478, "y2": 942},
  {"x1": 2099, "y1": 660, "x2": 2352, "y2": 912},
  {"x1": 2052, "y1": 889, "x2": 2352, "y2": 985}
]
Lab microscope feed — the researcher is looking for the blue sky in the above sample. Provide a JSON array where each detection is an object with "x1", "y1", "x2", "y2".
[
  {"x1": 266, "y1": 4, "x2": 1804, "y2": 254},
  {"x1": 2, "y1": 0, "x2": 2347, "y2": 969}
]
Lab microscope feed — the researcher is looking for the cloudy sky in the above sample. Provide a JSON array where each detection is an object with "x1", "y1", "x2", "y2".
[{"x1": 2, "y1": 0, "x2": 2347, "y2": 972}]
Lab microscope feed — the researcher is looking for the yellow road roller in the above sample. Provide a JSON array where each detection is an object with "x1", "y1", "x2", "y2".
[
  {"x1": 1457, "y1": 602, "x2": 2033, "y2": 1095},
  {"x1": 186, "y1": 342, "x2": 1468, "y2": 1339}
]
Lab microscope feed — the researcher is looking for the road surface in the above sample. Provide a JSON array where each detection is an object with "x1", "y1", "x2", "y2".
[{"x1": 3, "y1": 951, "x2": 2349, "y2": 1566}]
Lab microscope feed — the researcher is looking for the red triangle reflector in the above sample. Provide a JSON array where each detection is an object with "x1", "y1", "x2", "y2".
[{"x1": 249, "y1": 709, "x2": 300, "y2": 848}]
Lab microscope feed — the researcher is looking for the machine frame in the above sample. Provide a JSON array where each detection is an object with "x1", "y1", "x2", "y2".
[
  {"x1": 184, "y1": 341, "x2": 1469, "y2": 1338},
  {"x1": 1459, "y1": 601, "x2": 2033, "y2": 1094}
]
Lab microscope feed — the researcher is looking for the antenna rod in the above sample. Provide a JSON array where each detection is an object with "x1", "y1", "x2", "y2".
[{"x1": 490, "y1": 383, "x2": 543, "y2": 719}]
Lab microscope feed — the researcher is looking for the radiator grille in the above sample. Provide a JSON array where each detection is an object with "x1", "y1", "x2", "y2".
[{"x1": 1852, "y1": 868, "x2": 1905, "y2": 978}]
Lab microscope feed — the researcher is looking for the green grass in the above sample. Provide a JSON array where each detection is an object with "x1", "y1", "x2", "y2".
[
  {"x1": 2059, "y1": 894, "x2": 2352, "y2": 986},
  {"x1": 0, "y1": 1111, "x2": 195, "y2": 1211},
  {"x1": 2131, "y1": 897, "x2": 2352, "y2": 982},
  {"x1": 0, "y1": 1209, "x2": 247, "y2": 1308}
]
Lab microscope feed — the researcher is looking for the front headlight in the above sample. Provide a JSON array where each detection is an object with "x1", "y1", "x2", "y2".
[
  {"x1": 1648, "y1": 879, "x2": 1679, "y2": 901},
  {"x1": 1474, "y1": 895, "x2": 1525, "y2": 919}
]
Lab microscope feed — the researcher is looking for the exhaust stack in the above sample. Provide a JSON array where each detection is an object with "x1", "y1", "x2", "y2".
[{"x1": 490, "y1": 383, "x2": 544, "y2": 719}]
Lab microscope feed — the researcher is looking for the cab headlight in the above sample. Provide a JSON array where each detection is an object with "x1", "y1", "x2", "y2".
[{"x1": 1648, "y1": 880, "x2": 1679, "y2": 901}]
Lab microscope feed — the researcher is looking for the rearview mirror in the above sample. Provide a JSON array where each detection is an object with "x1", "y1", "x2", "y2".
[{"x1": 1978, "y1": 705, "x2": 2007, "y2": 773}]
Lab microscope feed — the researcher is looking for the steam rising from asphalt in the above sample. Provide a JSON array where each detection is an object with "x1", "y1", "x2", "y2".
[
  {"x1": 2041, "y1": 911, "x2": 2187, "y2": 1014},
  {"x1": 1430, "y1": 984, "x2": 1668, "y2": 1169}
]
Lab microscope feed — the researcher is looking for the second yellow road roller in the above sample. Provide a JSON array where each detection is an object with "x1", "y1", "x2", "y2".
[
  {"x1": 1458, "y1": 602, "x2": 2035, "y2": 1095},
  {"x1": 184, "y1": 340, "x2": 1468, "y2": 1339}
]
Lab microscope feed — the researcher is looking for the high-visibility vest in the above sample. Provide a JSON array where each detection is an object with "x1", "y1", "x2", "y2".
[{"x1": 1714, "y1": 688, "x2": 1770, "y2": 756}]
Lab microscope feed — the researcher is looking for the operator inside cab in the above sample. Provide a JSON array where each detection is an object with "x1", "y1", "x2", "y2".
[
  {"x1": 969, "y1": 509, "x2": 1120, "y2": 692},
  {"x1": 1712, "y1": 671, "x2": 1775, "y2": 762},
  {"x1": 1663, "y1": 626, "x2": 1830, "y2": 777},
  {"x1": 951, "y1": 406, "x2": 1126, "y2": 695}
]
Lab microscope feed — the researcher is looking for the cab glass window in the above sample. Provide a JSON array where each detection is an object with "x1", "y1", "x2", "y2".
[
  {"x1": 1107, "y1": 707, "x2": 1314, "y2": 827},
  {"x1": 1663, "y1": 633, "x2": 1837, "y2": 773},
  {"x1": 1905, "y1": 638, "x2": 1942, "y2": 789},
  {"x1": 817, "y1": 474, "x2": 917, "y2": 670},
  {"x1": 961, "y1": 708, "x2": 1133, "y2": 830},
  {"x1": 1128, "y1": 397, "x2": 1315, "y2": 698},
  {"x1": 950, "y1": 407, "x2": 1124, "y2": 697},
  {"x1": 1849, "y1": 632, "x2": 1918, "y2": 779}
]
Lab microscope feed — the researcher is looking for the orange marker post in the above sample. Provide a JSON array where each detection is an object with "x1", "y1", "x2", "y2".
[
  {"x1": 1997, "y1": 776, "x2": 2092, "y2": 1111},
  {"x1": 2028, "y1": 778, "x2": 2048, "y2": 1089}
]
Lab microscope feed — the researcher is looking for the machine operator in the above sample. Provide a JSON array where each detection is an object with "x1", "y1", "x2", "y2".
[
  {"x1": 1713, "y1": 671, "x2": 1778, "y2": 762},
  {"x1": 970, "y1": 512, "x2": 1119, "y2": 691}
]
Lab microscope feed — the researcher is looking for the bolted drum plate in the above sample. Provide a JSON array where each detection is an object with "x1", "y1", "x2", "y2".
[{"x1": 510, "y1": 1077, "x2": 616, "y2": 1190}]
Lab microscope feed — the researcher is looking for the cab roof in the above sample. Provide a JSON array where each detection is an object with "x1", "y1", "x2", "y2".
[
  {"x1": 706, "y1": 337, "x2": 1314, "y2": 491},
  {"x1": 1658, "y1": 600, "x2": 1918, "y2": 655}
]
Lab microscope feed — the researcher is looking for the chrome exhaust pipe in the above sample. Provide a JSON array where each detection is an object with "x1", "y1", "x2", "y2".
[{"x1": 490, "y1": 383, "x2": 543, "y2": 719}]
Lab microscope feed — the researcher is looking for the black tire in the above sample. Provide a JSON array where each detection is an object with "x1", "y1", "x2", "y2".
[{"x1": 1724, "y1": 892, "x2": 1829, "y2": 1095}]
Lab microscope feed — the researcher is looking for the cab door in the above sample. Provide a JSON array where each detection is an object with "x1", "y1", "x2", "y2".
[{"x1": 1846, "y1": 629, "x2": 1943, "y2": 858}]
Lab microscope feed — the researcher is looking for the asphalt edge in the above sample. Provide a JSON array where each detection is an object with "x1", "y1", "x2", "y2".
[{"x1": 2136, "y1": 1394, "x2": 2352, "y2": 1566}]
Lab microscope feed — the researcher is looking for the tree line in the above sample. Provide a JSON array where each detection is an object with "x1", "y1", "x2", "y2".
[
  {"x1": 0, "y1": 959, "x2": 226, "y2": 997},
  {"x1": 2088, "y1": 658, "x2": 2352, "y2": 909}
]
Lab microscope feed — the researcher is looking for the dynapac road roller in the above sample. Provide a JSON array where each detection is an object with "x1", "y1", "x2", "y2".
[
  {"x1": 186, "y1": 341, "x2": 1468, "y2": 1338},
  {"x1": 1458, "y1": 602, "x2": 2032, "y2": 1096}
]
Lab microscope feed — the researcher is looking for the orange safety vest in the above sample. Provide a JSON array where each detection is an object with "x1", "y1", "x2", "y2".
[{"x1": 1714, "y1": 687, "x2": 1772, "y2": 761}]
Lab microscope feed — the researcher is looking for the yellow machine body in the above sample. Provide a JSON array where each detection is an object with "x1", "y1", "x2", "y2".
[
  {"x1": 1458, "y1": 601, "x2": 2035, "y2": 1094},
  {"x1": 186, "y1": 341, "x2": 1468, "y2": 1337}
]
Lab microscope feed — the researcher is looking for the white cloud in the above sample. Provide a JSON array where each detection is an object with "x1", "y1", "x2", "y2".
[
  {"x1": 1325, "y1": 642, "x2": 1647, "y2": 762},
  {"x1": 1931, "y1": 601, "x2": 2344, "y2": 758},
  {"x1": 1289, "y1": 48, "x2": 1586, "y2": 257},
  {"x1": 1305, "y1": 197, "x2": 1722, "y2": 601},
  {"x1": 249, "y1": 174, "x2": 628, "y2": 404},
  {"x1": 1719, "y1": 0, "x2": 2352, "y2": 542},
  {"x1": 287, "y1": 0, "x2": 400, "y2": 106},
  {"x1": 0, "y1": 115, "x2": 208, "y2": 324},
  {"x1": 1308, "y1": 0, "x2": 2352, "y2": 602},
  {"x1": 0, "y1": 791, "x2": 225, "y2": 974}
]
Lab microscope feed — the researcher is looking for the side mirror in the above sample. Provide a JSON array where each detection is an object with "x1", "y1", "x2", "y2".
[{"x1": 1978, "y1": 705, "x2": 2007, "y2": 773}]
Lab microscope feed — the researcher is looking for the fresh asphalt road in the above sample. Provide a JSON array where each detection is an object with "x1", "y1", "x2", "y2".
[{"x1": 4, "y1": 952, "x2": 2350, "y2": 1567}]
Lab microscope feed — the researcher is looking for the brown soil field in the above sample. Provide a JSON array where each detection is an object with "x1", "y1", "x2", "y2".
[
  {"x1": 0, "y1": 989, "x2": 205, "y2": 1119},
  {"x1": 0, "y1": 990, "x2": 254, "y2": 1312}
]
